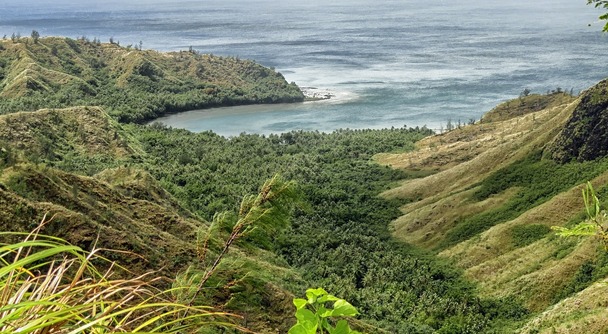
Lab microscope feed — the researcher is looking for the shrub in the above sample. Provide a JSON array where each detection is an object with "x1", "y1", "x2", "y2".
[{"x1": 511, "y1": 224, "x2": 551, "y2": 247}]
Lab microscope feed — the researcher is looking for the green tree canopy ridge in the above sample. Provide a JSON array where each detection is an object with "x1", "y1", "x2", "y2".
[{"x1": 0, "y1": 37, "x2": 304, "y2": 122}]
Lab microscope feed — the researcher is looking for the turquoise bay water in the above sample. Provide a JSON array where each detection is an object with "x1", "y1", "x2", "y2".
[{"x1": 2, "y1": 0, "x2": 608, "y2": 136}]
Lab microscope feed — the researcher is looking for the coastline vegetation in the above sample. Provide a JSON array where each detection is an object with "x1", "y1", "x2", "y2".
[{"x1": 0, "y1": 36, "x2": 303, "y2": 123}]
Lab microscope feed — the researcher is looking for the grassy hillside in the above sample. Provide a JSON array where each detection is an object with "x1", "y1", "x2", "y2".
[
  {"x1": 481, "y1": 92, "x2": 575, "y2": 123},
  {"x1": 0, "y1": 164, "x2": 303, "y2": 333},
  {"x1": 0, "y1": 36, "x2": 303, "y2": 122},
  {"x1": 0, "y1": 107, "x2": 307, "y2": 333},
  {"x1": 376, "y1": 87, "x2": 608, "y2": 333}
]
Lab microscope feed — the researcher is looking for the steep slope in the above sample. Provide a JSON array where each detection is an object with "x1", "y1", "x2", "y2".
[
  {"x1": 519, "y1": 277, "x2": 608, "y2": 333},
  {"x1": 0, "y1": 36, "x2": 304, "y2": 122},
  {"x1": 0, "y1": 163, "x2": 200, "y2": 275},
  {"x1": 0, "y1": 107, "x2": 302, "y2": 333},
  {"x1": 378, "y1": 94, "x2": 576, "y2": 215},
  {"x1": 376, "y1": 87, "x2": 608, "y2": 331}
]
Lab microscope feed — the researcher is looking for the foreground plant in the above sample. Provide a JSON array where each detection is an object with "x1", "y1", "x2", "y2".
[
  {"x1": 553, "y1": 182, "x2": 608, "y2": 246},
  {"x1": 175, "y1": 175, "x2": 300, "y2": 306},
  {"x1": 588, "y1": 0, "x2": 608, "y2": 32},
  {"x1": 289, "y1": 288, "x2": 362, "y2": 334},
  {"x1": 0, "y1": 214, "x2": 236, "y2": 333}
]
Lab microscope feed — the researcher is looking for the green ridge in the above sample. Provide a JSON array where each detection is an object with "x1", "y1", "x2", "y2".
[{"x1": 0, "y1": 37, "x2": 304, "y2": 122}]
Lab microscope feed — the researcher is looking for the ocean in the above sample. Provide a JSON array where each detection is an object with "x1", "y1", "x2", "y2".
[{"x1": 2, "y1": 0, "x2": 607, "y2": 136}]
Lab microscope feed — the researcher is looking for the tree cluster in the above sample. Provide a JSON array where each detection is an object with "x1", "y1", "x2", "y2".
[{"x1": 107, "y1": 125, "x2": 526, "y2": 333}]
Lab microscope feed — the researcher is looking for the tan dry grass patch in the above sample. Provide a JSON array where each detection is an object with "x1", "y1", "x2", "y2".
[
  {"x1": 437, "y1": 172, "x2": 608, "y2": 311},
  {"x1": 390, "y1": 187, "x2": 518, "y2": 249},
  {"x1": 518, "y1": 277, "x2": 608, "y2": 334},
  {"x1": 442, "y1": 181, "x2": 590, "y2": 268},
  {"x1": 379, "y1": 100, "x2": 576, "y2": 206}
]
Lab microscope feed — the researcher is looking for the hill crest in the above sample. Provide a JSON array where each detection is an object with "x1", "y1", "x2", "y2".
[{"x1": 0, "y1": 36, "x2": 304, "y2": 122}]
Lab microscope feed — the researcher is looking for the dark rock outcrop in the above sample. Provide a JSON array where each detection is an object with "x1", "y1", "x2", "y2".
[{"x1": 548, "y1": 79, "x2": 608, "y2": 163}]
